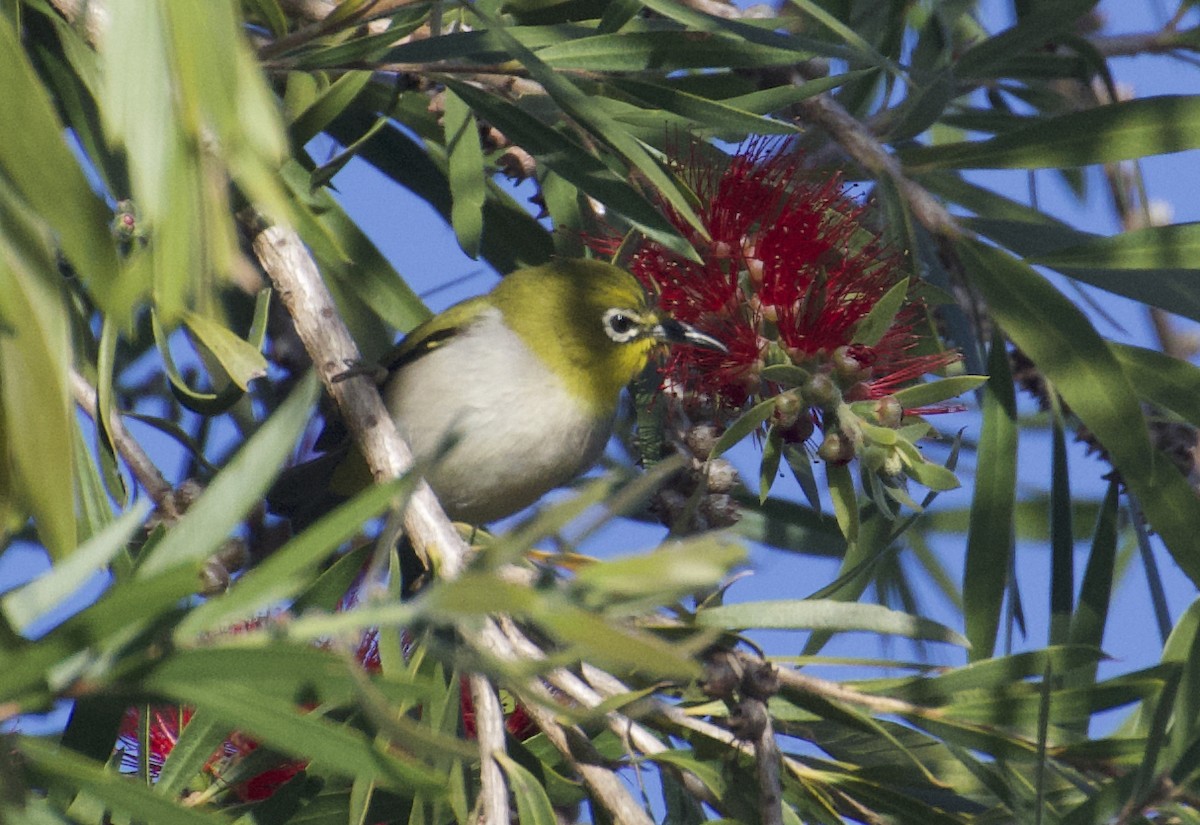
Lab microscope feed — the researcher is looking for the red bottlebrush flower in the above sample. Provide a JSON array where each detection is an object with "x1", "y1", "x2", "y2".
[
  {"x1": 113, "y1": 612, "x2": 381, "y2": 802},
  {"x1": 594, "y1": 138, "x2": 960, "y2": 424},
  {"x1": 116, "y1": 706, "x2": 194, "y2": 774},
  {"x1": 459, "y1": 678, "x2": 540, "y2": 742}
]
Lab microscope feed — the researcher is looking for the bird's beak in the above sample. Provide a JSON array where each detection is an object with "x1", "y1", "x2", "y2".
[{"x1": 652, "y1": 317, "x2": 728, "y2": 353}]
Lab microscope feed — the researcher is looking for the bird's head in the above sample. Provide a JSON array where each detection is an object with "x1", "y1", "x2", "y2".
[{"x1": 492, "y1": 259, "x2": 725, "y2": 412}]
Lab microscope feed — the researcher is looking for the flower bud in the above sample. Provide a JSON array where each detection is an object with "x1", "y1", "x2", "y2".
[
  {"x1": 778, "y1": 412, "x2": 815, "y2": 444},
  {"x1": 803, "y1": 372, "x2": 837, "y2": 407},
  {"x1": 700, "y1": 493, "x2": 740, "y2": 527},
  {"x1": 861, "y1": 444, "x2": 888, "y2": 473},
  {"x1": 772, "y1": 391, "x2": 802, "y2": 428},
  {"x1": 817, "y1": 431, "x2": 855, "y2": 464},
  {"x1": 832, "y1": 345, "x2": 873, "y2": 384},
  {"x1": 685, "y1": 423, "x2": 723, "y2": 461},
  {"x1": 705, "y1": 458, "x2": 739, "y2": 493},
  {"x1": 881, "y1": 447, "x2": 904, "y2": 478},
  {"x1": 874, "y1": 395, "x2": 903, "y2": 428},
  {"x1": 745, "y1": 257, "x2": 765, "y2": 287}
]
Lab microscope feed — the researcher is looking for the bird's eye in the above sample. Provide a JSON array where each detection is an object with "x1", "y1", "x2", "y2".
[{"x1": 602, "y1": 308, "x2": 641, "y2": 343}]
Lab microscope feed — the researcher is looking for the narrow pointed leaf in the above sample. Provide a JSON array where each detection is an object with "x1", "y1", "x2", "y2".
[
  {"x1": 850, "y1": 280, "x2": 910, "y2": 346},
  {"x1": 0, "y1": 19, "x2": 121, "y2": 311},
  {"x1": 891, "y1": 375, "x2": 987, "y2": 410},
  {"x1": 496, "y1": 753, "x2": 559, "y2": 825},
  {"x1": 1, "y1": 505, "x2": 145, "y2": 634},
  {"x1": 696, "y1": 599, "x2": 968, "y2": 646},
  {"x1": 182, "y1": 311, "x2": 269, "y2": 391},
  {"x1": 443, "y1": 88, "x2": 486, "y2": 259},
  {"x1": 905, "y1": 95, "x2": 1200, "y2": 170},
  {"x1": 958, "y1": 241, "x2": 1200, "y2": 578},
  {"x1": 0, "y1": 200, "x2": 76, "y2": 561},
  {"x1": 963, "y1": 334, "x2": 1016, "y2": 661},
  {"x1": 135, "y1": 373, "x2": 319, "y2": 577},
  {"x1": 18, "y1": 736, "x2": 232, "y2": 824}
]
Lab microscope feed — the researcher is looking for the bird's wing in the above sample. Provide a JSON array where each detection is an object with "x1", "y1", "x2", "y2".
[{"x1": 379, "y1": 296, "x2": 490, "y2": 374}]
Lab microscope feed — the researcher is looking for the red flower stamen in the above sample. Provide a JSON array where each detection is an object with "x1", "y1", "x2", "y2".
[{"x1": 592, "y1": 138, "x2": 960, "y2": 425}]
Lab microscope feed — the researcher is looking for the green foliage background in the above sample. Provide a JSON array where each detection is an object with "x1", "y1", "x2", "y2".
[{"x1": 2, "y1": 0, "x2": 1200, "y2": 822}]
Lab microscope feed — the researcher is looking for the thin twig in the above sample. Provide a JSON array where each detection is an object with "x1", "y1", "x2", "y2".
[
  {"x1": 794, "y1": 94, "x2": 961, "y2": 240},
  {"x1": 1090, "y1": 28, "x2": 1199, "y2": 58},
  {"x1": 751, "y1": 701, "x2": 784, "y2": 825},
  {"x1": 69, "y1": 368, "x2": 178, "y2": 520},
  {"x1": 474, "y1": 618, "x2": 656, "y2": 825},
  {"x1": 497, "y1": 618, "x2": 726, "y2": 813},
  {"x1": 773, "y1": 665, "x2": 942, "y2": 718}
]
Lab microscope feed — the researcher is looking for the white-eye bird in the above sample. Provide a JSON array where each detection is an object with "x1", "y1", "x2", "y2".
[{"x1": 269, "y1": 259, "x2": 725, "y2": 526}]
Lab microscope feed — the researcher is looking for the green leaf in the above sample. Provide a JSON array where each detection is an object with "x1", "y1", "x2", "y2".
[
  {"x1": 152, "y1": 311, "x2": 246, "y2": 415},
  {"x1": 1067, "y1": 482, "x2": 1119, "y2": 671},
  {"x1": 1032, "y1": 221, "x2": 1200, "y2": 271},
  {"x1": 904, "y1": 95, "x2": 1200, "y2": 170},
  {"x1": 93, "y1": 317, "x2": 127, "y2": 506},
  {"x1": 443, "y1": 81, "x2": 686, "y2": 256},
  {"x1": 289, "y1": 70, "x2": 374, "y2": 145},
  {"x1": 570, "y1": 538, "x2": 746, "y2": 608},
  {"x1": 954, "y1": 0, "x2": 1100, "y2": 79},
  {"x1": 135, "y1": 372, "x2": 319, "y2": 578},
  {"x1": 443, "y1": 88, "x2": 486, "y2": 259},
  {"x1": 1, "y1": 505, "x2": 145, "y2": 634},
  {"x1": 826, "y1": 461, "x2": 859, "y2": 544},
  {"x1": 899, "y1": 451, "x2": 962, "y2": 492},
  {"x1": 784, "y1": 0, "x2": 899, "y2": 74},
  {"x1": 711, "y1": 395, "x2": 777, "y2": 457},
  {"x1": 0, "y1": 18, "x2": 121, "y2": 313},
  {"x1": 891, "y1": 375, "x2": 987, "y2": 410},
  {"x1": 0, "y1": 194, "x2": 76, "y2": 561},
  {"x1": 154, "y1": 709, "x2": 230, "y2": 798},
  {"x1": 1026, "y1": 222, "x2": 1200, "y2": 324},
  {"x1": 173, "y1": 476, "x2": 414, "y2": 641},
  {"x1": 1048, "y1": 398, "x2": 1074, "y2": 648},
  {"x1": 732, "y1": 496, "x2": 843, "y2": 556},
  {"x1": 463, "y1": 6, "x2": 708, "y2": 246},
  {"x1": 537, "y1": 605, "x2": 702, "y2": 679},
  {"x1": 1111, "y1": 343, "x2": 1200, "y2": 429},
  {"x1": 607, "y1": 77, "x2": 798, "y2": 137},
  {"x1": 759, "y1": 364, "x2": 812, "y2": 388},
  {"x1": 532, "y1": 29, "x2": 821, "y2": 71},
  {"x1": 140, "y1": 674, "x2": 447, "y2": 794},
  {"x1": 760, "y1": 426, "x2": 784, "y2": 502},
  {"x1": 696, "y1": 599, "x2": 968, "y2": 646},
  {"x1": 280, "y1": 159, "x2": 432, "y2": 341},
  {"x1": 182, "y1": 310, "x2": 269, "y2": 392},
  {"x1": 968, "y1": 241, "x2": 1200, "y2": 578},
  {"x1": 18, "y1": 736, "x2": 233, "y2": 824},
  {"x1": 849, "y1": 279, "x2": 909, "y2": 347},
  {"x1": 963, "y1": 334, "x2": 1017, "y2": 662},
  {"x1": 496, "y1": 753, "x2": 559, "y2": 825}
]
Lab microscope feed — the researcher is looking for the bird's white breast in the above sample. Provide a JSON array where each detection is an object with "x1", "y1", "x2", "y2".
[{"x1": 383, "y1": 307, "x2": 613, "y2": 523}]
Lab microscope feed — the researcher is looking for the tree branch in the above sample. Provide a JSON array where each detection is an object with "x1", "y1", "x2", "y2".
[
  {"x1": 497, "y1": 619, "x2": 726, "y2": 813},
  {"x1": 248, "y1": 216, "x2": 525, "y2": 815},
  {"x1": 1090, "y1": 28, "x2": 1200, "y2": 58},
  {"x1": 247, "y1": 219, "x2": 470, "y2": 577},
  {"x1": 468, "y1": 673, "x2": 511, "y2": 825},
  {"x1": 794, "y1": 94, "x2": 961, "y2": 240}
]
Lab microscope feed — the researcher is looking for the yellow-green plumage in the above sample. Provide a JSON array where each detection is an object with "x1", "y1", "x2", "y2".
[{"x1": 270, "y1": 259, "x2": 722, "y2": 526}]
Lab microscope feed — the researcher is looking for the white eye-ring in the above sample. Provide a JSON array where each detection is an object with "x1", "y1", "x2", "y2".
[{"x1": 602, "y1": 308, "x2": 642, "y2": 343}]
